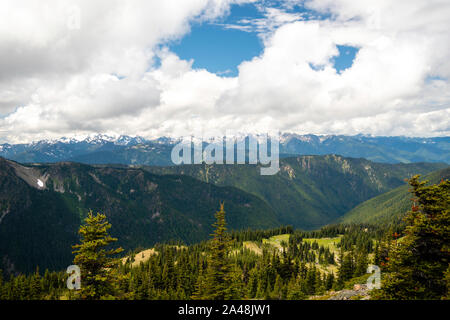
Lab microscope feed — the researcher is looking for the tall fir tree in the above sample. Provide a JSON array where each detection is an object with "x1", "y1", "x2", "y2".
[
  {"x1": 354, "y1": 250, "x2": 369, "y2": 277},
  {"x1": 378, "y1": 176, "x2": 449, "y2": 299},
  {"x1": 271, "y1": 274, "x2": 285, "y2": 299},
  {"x1": 336, "y1": 247, "x2": 354, "y2": 288},
  {"x1": 192, "y1": 203, "x2": 238, "y2": 300},
  {"x1": 72, "y1": 210, "x2": 123, "y2": 300}
]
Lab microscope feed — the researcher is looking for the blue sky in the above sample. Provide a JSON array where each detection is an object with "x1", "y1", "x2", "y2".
[
  {"x1": 171, "y1": 3, "x2": 264, "y2": 76},
  {"x1": 170, "y1": 23, "x2": 262, "y2": 77},
  {"x1": 170, "y1": 1, "x2": 355, "y2": 76}
]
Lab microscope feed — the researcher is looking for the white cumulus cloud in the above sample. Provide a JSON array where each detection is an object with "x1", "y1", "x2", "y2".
[{"x1": 0, "y1": 0, "x2": 449, "y2": 142}]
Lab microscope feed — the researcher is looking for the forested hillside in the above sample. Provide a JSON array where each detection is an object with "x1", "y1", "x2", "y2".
[
  {"x1": 145, "y1": 155, "x2": 447, "y2": 228},
  {"x1": 340, "y1": 167, "x2": 450, "y2": 225},
  {"x1": 0, "y1": 158, "x2": 279, "y2": 274}
]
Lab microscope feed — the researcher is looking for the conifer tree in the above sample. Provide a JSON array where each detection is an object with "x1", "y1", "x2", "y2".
[
  {"x1": 271, "y1": 274, "x2": 285, "y2": 299},
  {"x1": 336, "y1": 247, "x2": 352, "y2": 288},
  {"x1": 305, "y1": 266, "x2": 317, "y2": 295},
  {"x1": 247, "y1": 268, "x2": 258, "y2": 298},
  {"x1": 325, "y1": 272, "x2": 334, "y2": 291},
  {"x1": 378, "y1": 176, "x2": 449, "y2": 299},
  {"x1": 445, "y1": 265, "x2": 450, "y2": 300},
  {"x1": 192, "y1": 203, "x2": 236, "y2": 300},
  {"x1": 354, "y1": 250, "x2": 369, "y2": 277},
  {"x1": 29, "y1": 267, "x2": 42, "y2": 299},
  {"x1": 374, "y1": 242, "x2": 381, "y2": 266},
  {"x1": 72, "y1": 210, "x2": 123, "y2": 300},
  {"x1": 315, "y1": 271, "x2": 326, "y2": 295},
  {"x1": 286, "y1": 275, "x2": 306, "y2": 300}
]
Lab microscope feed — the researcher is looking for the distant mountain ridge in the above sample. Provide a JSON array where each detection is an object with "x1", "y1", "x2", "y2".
[
  {"x1": 0, "y1": 134, "x2": 172, "y2": 166},
  {"x1": 1, "y1": 133, "x2": 449, "y2": 165},
  {"x1": 143, "y1": 155, "x2": 448, "y2": 229},
  {"x1": 279, "y1": 134, "x2": 450, "y2": 163}
]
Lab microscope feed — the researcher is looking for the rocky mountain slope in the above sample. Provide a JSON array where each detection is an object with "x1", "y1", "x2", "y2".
[{"x1": 0, "y1": 157, "x2": 279, "y2": 274}]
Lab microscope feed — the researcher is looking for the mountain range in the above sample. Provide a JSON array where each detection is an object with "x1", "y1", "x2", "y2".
[
  {"x1": 0, "y1": 154, "x2": 447, "y2": 274},
  {"x1": 1, "y1": 133, "x2": 449, "y2": 165}
]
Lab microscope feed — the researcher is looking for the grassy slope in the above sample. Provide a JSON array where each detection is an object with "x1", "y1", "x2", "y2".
[
  {"x1": 228, "y1": 234, "x2": 341, "y2": 274},
  {"x1": 303, "y1": 236, "x2": 342, "y2": 254},
  {"x1": 339, "y1": 166, "x2": 450, "y2": 225}
]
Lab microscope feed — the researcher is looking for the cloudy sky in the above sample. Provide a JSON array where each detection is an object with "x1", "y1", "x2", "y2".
[{"x1": 0, "y1": 0, "x2": 449, "y2": 143}]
